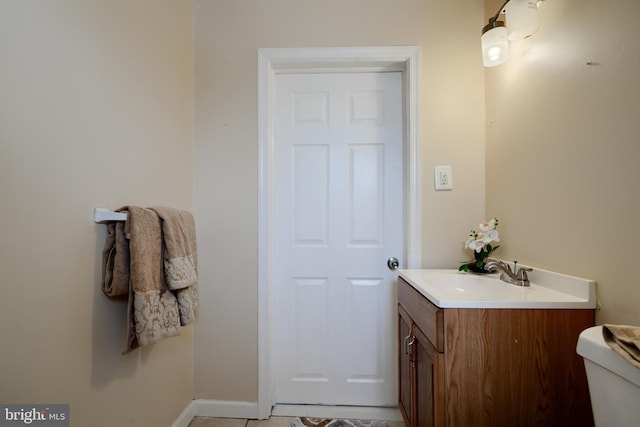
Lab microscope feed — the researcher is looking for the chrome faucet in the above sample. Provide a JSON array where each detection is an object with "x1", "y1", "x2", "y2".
[{"x1": 485, "y1": 259, "x2": 533, "y2": 287}]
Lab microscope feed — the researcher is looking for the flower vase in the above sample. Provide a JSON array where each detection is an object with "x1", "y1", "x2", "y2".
[{"x1": 468, "y1": 252, "x2": 490, "y2": 274}]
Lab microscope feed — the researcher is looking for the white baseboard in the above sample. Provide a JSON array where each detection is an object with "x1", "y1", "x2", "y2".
[
  {"x1": 271, "y1": 404, "x2": 403, "y2": 422},
  {"x1": 194, "y1": 399, "x2": 259, "y2": 419},
  {"x1": 171, "y1": 400, "x2": 197, "y2": 427},
  {"x1": 172, "y1": 400, "x2": 402, "y2": 426},
  {"x1": 171, "y1": 399, "x2": 259, "y2": 426}
]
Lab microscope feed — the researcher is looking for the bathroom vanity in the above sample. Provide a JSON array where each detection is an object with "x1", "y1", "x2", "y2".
[{"x1": 398, "y1": 268, "x2": 596, "y2": 427}]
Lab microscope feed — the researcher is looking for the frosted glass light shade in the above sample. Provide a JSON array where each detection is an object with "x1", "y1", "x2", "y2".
[
  {"x1": 505, "y1": 0, "x2": 539, "y2": 41},
  {"x1": 481, "y1": 22, "x2": 509, "y2": 67}
]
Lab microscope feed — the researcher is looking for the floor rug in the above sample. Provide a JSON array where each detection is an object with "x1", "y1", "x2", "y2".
[{"x1": 291, "y1": 417, "x2": 390, "y2": 427}]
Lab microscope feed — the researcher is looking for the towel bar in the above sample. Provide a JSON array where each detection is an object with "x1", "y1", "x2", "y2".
[{"x1": 94, "y1": 208, "x2": 127, "y2": 223}]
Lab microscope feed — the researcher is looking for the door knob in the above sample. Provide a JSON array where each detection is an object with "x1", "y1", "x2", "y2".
[{"x1": 387, "y1": 257, "x2": 399, "y2": 271}]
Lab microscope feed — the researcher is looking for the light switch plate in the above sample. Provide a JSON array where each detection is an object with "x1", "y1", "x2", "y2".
[{"x1": 434, "y1": 165, "x2": 453, "y2": 190}]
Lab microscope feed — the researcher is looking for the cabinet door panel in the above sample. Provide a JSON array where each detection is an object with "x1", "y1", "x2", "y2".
[
  {"x1": 414, "y1": 326, "x2": 444, "y2": 427},
  {"x1": 398, "y1": 305, "x2": 414, "y2": 426}
]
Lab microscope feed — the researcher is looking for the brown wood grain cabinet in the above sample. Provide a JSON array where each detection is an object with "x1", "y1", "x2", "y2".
[{"x1": 398, "y1": 276, "x2": 595, "y2": 427}]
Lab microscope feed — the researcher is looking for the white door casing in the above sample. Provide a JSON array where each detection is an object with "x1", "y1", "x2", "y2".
[
  {"x1": 258, "y1": 46, "x2": 421, "y2": 419},
  {"x1": 273, "y1": 72, "x2": 402, "y2": 406}
]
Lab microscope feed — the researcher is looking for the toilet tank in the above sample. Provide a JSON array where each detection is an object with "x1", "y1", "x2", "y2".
[{"x1": 577, "y1": 326, "x2": 640, "y2": 427}]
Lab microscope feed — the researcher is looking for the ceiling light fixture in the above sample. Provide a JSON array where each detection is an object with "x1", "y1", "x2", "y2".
[
  {"x1": 481, "y1": 0, "x2": 542, "y2": 67},
  {"x1": 481, "y1": 0, "x2": 511, "y2": 67},
  {"x1": 481, "y1": 17, "x2": 509, "y2": 67},
  {"x1": 505, "y1": 0, "x2": 539, "y2": 41}
]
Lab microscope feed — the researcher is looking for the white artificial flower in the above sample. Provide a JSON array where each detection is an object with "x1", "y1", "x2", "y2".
[
  {"x1": 482, "y1": 229, "x2": 499, "y2": 244},
  {"x1": 479, "y1": 218, "x2": 498, "y2": 233},
  {"x1": 465, "y1": 237, "x2": 484, "y2": 252},
  {"x1": 460, "y1": 218, "x2": 501, "y2": 271}
]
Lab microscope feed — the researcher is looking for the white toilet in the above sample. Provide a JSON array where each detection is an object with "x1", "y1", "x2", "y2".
[{"x1": 577, "y1": 326, "x2": 640, "y2": 427}]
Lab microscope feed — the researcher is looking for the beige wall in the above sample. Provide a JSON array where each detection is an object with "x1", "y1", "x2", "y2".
[
  {"x1": 10, "y1": 0, "x2": 622, "y2": 418},
  {"x1": 194, "y1": 0, "x2": 486, "y2": 402},
  {"x1": 0, "y1": 1, "x2": 194, "y2": 426},
  {"x1": 485, "y1": 0, "x2": 640, "y2": 325}
]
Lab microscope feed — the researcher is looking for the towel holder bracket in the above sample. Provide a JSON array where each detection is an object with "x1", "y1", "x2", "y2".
[{"x1": 94, "y1": 208, "x2": 127, "y2": 223}]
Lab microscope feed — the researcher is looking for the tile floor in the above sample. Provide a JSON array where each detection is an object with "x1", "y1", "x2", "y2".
[
  {"x1": 188, "y1": 417, "x2": 290, "y2": 427},
  {"x1": 188, "y1": 417, "x2": 405, "y2": 427}
]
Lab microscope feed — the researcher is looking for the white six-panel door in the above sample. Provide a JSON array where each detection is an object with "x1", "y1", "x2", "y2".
[{"x1": 273, "y1": 72, "x2": 403, "y2": 406}]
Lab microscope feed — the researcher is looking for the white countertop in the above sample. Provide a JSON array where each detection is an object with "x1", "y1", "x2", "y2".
[{"x1": 399, "y1": 266, "x2": 596, "y2": 309}]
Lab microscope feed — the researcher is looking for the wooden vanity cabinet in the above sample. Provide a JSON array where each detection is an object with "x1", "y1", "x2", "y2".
[
  {"x1": 398, "y1": 276, "x2": 595, "y2": 427},
  {"x1": 398, "y1": 279, "x2": 445, "y2": 427}
]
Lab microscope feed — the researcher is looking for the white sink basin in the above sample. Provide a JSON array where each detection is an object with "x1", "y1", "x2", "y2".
[
  {"x1": 426, "y1": 272, "x2": 524, "y2": 296},
  {"x1": 399, "y1": 266, "x2": 596, "y2": 309}
]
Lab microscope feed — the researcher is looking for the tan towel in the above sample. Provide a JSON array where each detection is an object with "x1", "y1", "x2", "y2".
[
  {"x1": 150, "y1": 207, "x2": 199, "y2": 326},
  {"x1": 122, "y1": 206, "x2": 181, "y2": 352},
  {"x1": 101, "y1": 222, "x2": 130, "y2": 297},
  {"x1": 602, "y1": 324, "x2": 640, "y2": 368}
]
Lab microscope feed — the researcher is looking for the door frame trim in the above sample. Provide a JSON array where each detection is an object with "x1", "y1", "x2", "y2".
[{"x1": 257, "y1": 46, "x2": 421, "y2": 419}]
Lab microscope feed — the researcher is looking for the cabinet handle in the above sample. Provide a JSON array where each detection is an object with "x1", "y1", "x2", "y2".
[
  {"x1": 404, "y1": 334, "x2": 415, "y2": 355},
  {"x1": 404, "y1": 334, "x2": 410, "y2": 354}
]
